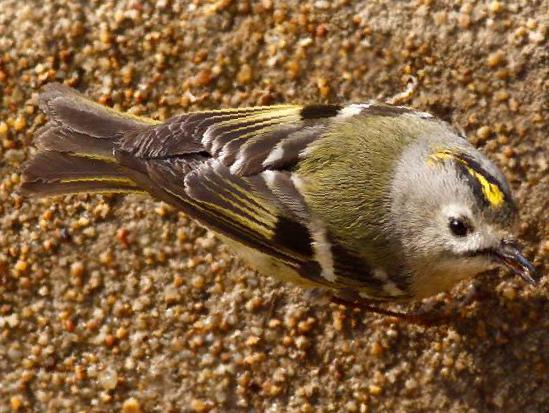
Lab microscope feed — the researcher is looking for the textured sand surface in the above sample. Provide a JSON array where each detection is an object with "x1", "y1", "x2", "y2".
[{"x1": 0, "y1": 1, "x2": 548, "y2": 412}]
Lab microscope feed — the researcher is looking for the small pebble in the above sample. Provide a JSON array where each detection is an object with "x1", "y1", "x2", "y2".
[
  {"x1": 116, "y1": 326, "x2": 128, "y2": 340},
  {"x1": 502, "y1": 286, "x2": 516, "y2": 300},
  {"x1": 13, "y1": 116, "x2": 26, "y2": 131},
  {"x1": 477, "y1": 126, "x2": 492, "y2": 140},
  {"x1": 236, "y1": 64, "x2": 253, "y2": 85},
  {"x1": 0, "y1": 121, "x2": 8, "y2": 136},
  {"x1": 368, "y1": 384, "x2": 383, "y2": 396},
  {"x1": 13, "y1": 260, "x2": 28, "y2": 275},
  {"x1": 541, "y1": 240, "x2": 549, "y2": 254},
  {"x1": 122, "y1": 397, "x2": 141, "y2": 413},
  {"x1": 190, "y1": 399, "x2": 210, "y2": 413},
  {"x1": 70, "y1": 261, "x2": 85, "y2": 277},
  {"x1": 245, "y1": 296, "x2": 262, "y2": 312},
  {"x1": 99, "y1": 368, "x2": 118, "y2": 390},
  {"x1": 194, "y1": 69, "x2": 213, "y2": 87},
  {"x1": 10, "y1": 395, "x2": 22, "y2": 411},
  {"x1": 245, "y1": 335, "x2": 260, "y2": 346},
  {"x1": 104, "y1": 334, "x2": 116, "y2": 347},
  {"x1": 191, "y1": 275, "x2": 205, "y2": 290},
  {"x1": 489, "y1": 1, "x2": 504, "y2": 13},
  {"x1": 486, "y1": 51, "x2": 505, "y2": 68},
  {"x1": 370, "y1": 341, "x2": 384, "y2": 357}
]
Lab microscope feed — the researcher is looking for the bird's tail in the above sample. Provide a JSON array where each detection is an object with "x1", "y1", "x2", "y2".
[{"x1": 20, "y1": 83, "x2": 154, "y2": 197}]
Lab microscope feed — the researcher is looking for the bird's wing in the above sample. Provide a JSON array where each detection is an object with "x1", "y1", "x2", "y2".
[
  {"x1": 116, "y1": 104, "x2": 359, "y2": 286},
  {"x1": 138, "y1": 157, "x2": 328, "y2": 286},
  {"x1": 117, "y1": 104, "x2": 343, "y2": 176}
]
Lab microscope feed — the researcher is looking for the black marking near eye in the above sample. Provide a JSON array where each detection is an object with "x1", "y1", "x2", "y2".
[
  {"x1": 300, "y1": 104, "x2": 342, "y2": 120},
  {"x1": 453, "y1": 154, "x2": 510, "y2": 209}
]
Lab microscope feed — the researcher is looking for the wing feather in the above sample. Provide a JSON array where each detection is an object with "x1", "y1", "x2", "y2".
[
  {"x1": 114, "y1": 104, "x2": 357, "y2": 287},
  {"x1": 135, "y1": 157, "x2": 329, "y2": 286},
  {"x1": 118, "y1": 104, "x2": 338, "y2": 176}
]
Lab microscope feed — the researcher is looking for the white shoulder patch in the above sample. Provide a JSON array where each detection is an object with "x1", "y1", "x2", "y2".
[{"x1": 336, "y1": 103, "x2": 371, "y2": 119}]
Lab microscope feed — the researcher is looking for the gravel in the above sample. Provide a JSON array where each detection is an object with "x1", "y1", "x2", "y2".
[{"x1": 0, "y1": 0, "x2": 547, "y2": 412}]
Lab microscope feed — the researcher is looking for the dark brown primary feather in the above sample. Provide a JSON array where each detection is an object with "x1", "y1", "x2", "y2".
[{"x1": 35, "y1": 125, "x2": 116, "y2": 160}]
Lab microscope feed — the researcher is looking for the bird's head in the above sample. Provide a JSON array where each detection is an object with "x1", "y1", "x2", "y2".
[{"x1": 391, "y1": 143, "x2": 537, "y2": 298}]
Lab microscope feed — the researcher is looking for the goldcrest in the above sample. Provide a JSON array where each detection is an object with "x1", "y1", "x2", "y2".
[{"x1": 21, "y1": 83, "x2": 538, "y2": 303}]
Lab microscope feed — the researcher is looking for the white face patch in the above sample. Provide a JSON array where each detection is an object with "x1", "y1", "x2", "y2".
[
  {"x1": 441, "y1": 203, "x2": 472, "y2": 222},
  {"x1": 439, "y1": 203, "x2": 476, "y2": 254},
  {"x1": 440, "y1": 203, "x2": 501, "y2": 256}
]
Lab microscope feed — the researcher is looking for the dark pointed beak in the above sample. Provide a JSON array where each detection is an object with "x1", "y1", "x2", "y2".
[{"x1": 494, "y1": 240, "x2": 538, "y2": 285}]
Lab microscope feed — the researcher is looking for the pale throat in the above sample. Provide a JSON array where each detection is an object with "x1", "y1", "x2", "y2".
[{"x1": 409, "y1": 256, "x2": 492, "y2": 299}]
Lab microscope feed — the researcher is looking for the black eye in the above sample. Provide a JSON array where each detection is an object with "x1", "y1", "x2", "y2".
[{"x1": 449, "y1": 217, "x2": 470, "y2": 237}]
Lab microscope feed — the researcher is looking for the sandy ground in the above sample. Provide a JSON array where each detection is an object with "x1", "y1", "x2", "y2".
[{"x1": 0, "y1": 0, "x2": 548, "y2": 412}]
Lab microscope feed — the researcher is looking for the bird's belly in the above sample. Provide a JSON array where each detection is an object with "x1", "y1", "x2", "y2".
[
  {"x1": 219, "y1": 235, "x2": 321, "y2": 288},
  {"x1": 410, "y1": 259, "x2": 487, "y2": 299}
]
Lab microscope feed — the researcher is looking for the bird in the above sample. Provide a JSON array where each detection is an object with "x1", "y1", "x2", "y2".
[{"x1": 20, "y1": 82, "x2": 537, "y2": 309}]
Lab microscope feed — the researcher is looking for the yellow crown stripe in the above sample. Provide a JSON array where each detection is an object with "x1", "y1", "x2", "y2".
[
  {"x1": 428, "y1": 149, "x2": 454, "y2": 161},
  {"x1": 428, "y1": 149, "x2": 505, "y2": 208},
  {"x1": 463, "y1": 166, "x2": 505, "y2": 207}
]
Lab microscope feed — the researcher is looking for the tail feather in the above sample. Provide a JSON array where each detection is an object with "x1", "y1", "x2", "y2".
[
  {"x1": 23, "y1": 151, "x2": 125, "y2": 182},
  {"x1": 21, "y1": 179, "x2": 143, "y2": 197},
  {"x1": 35, "y1": 124, "x2": 115, "y2": 160},
  {"x1": 20, "y1": 151, "x2": 142, "y2": 197},
  {"x1": 21, "y1": 82, "x2": 153, "y2": 198},
  {"x1": 38, "y1": 82, "x2": 154, "y2": 138}
]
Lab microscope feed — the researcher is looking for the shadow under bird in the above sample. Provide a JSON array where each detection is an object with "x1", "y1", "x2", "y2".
[{"x1": 21, "y1": 83, "x2": 538, "y2": 309}]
